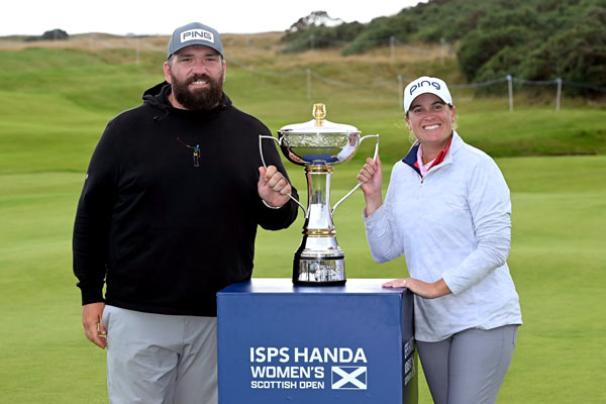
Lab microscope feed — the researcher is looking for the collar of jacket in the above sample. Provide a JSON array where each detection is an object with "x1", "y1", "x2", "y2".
[
  {"x1": 142, "y1": 81, "x2": 232, "y2": 121},
  {"x1": 402, "y1": 131, "x2": 463, "y2": 176}
]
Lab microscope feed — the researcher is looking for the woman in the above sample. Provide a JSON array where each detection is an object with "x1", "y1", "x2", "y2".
[{"x1": 358, "y1": 76, "x2": 522, "y2": 404}]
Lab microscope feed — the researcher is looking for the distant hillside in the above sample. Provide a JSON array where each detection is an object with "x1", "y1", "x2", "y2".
[
  {"x1": 0, "y1": 39, "x2": 605, "y2": 174},
  {"x1": 282, "y1": 0, "x2": 606, "y2": 93}
]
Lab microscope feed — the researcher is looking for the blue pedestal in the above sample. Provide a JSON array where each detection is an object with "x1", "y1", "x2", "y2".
[{"x1": 217, "y1": 278, "x2": 417, "y2": 404}]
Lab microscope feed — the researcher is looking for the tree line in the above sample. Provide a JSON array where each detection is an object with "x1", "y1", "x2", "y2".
[{"x1": 281, "y1": 0, "x2": 606, "y2": 95}]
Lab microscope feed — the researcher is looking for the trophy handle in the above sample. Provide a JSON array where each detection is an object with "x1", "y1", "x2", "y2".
[
  {"x1": 258, "y1": 135, "x2": 307, "y2": 214},
  {"x1": 331, "y1": 134, "x2": 380, "y2": 216}
]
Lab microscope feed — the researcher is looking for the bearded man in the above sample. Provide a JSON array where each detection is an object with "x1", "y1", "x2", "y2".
[{"x1": 73, "y1": 22, "x2": 299, "y2": 404}]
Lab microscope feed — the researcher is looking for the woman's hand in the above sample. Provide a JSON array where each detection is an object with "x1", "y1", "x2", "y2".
[
  {"x1": 357, "y1": 157, "x2": 383, "y2": 216},
  {"x1": 383, "y1": 278, "x2": 451, "y2": 299}
]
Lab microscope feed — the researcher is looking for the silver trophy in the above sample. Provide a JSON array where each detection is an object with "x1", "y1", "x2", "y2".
[{"x1": 259, "y1": 104, "x2": 379, "y2": 286}]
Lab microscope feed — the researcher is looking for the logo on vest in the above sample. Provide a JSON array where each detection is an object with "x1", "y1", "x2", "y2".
[{"x1": 180, "y1": 29, "x2": 214, "y2": 44}]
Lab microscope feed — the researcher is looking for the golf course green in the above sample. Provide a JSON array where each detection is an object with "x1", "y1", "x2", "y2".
[{"x1": 1, "y1": 39, "x2": 604, "y2": 403}]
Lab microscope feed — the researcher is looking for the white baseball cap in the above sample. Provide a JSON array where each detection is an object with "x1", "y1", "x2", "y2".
[{"x1": 403, "y1": 76, "x2": 453, "y2": 113}]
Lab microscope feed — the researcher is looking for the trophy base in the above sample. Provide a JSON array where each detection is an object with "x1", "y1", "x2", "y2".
[
  {"x1": 292, "y1": 254, "x2": 346, "y2": 286},
  {"x1": 293, "y1": 279, "x2": 346, "y2": 287}
]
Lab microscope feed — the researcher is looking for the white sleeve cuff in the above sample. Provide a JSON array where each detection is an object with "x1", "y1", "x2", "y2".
[{"x1": 261, "y1": 199, "x2": 282, "y2": 209}]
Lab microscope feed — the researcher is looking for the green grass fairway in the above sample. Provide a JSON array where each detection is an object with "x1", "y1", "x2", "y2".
[
  {"x1": 1, "y1": 158, "x2": 604, "y2": 403},
  {"x1": 1, "y1": 43, "x2": 605, "y2": 403}
]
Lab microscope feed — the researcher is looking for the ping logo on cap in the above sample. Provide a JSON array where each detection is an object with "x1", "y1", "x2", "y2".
[
  {"x1": 409, "y1": 80, "x2": 441, "y2": 96},
  {"x1": 180, "y1": 29, "x2": 214, "y2": 44}
]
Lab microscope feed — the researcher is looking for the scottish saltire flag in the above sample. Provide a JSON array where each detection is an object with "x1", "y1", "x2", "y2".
[{"x1": 331, "y1": 366, "x2": 368, "y2": 390}]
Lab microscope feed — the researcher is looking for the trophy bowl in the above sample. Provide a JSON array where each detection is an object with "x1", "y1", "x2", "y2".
[
  {"x1": 263, "y1": 103, "x2": 378, "y2": 286},
  {"x1": 278, "y1": 105, "x2": 361, "y2": 166}
]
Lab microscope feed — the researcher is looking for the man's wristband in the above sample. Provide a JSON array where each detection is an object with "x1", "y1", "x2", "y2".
[{"x1": 261, "y1": 199, "x2": 282, "y2": 209}]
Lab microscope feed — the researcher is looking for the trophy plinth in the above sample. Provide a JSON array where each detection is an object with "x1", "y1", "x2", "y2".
[{"x1": 260, "y1": 103, "x2": 379, "y2": 286}]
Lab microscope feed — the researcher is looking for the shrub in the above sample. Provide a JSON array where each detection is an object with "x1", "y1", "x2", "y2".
[
  {"x1": 41, "y1": 29, "x2": 69, "y2": 41},
  {"x1": 457, "y1": 26, "x2": 531, "y2": 81}
]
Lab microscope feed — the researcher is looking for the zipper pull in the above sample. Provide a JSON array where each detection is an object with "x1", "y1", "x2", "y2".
[{"x1": 193, "y1": 144, "x2": 200, "y2": 167}]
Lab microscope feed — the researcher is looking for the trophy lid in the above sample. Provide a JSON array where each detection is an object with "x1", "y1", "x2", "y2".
[
  {"x1": 278, "y1": 103, "x2": 360, "y2": 135},
  {"x1": 277, "y1": 103, "x2": 361, "y2": 166}
]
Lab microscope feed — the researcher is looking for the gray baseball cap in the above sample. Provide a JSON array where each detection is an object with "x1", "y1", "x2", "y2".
[{"x1": 167, "y1": 22, "x2": 224, "y2": 59}]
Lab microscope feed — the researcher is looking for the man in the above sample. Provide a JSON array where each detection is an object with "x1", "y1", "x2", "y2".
[{"x1": 73, "y1": 21, "x2": 299, "y2": 404}]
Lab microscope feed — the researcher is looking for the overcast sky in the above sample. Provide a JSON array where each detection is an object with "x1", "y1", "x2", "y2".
[{"x1": 1, "y1": 1, "x2": 426, "y2": 36}]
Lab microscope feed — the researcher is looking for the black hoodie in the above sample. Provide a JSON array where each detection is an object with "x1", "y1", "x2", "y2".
[{"x1": 73, "y1": 83, "x2": 299, "y2": 316}]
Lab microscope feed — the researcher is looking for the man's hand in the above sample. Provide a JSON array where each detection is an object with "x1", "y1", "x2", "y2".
[
  {"x1": 82, "y1": 302, "x2": 107, "y2": 349},
  {"x1": 258, "y1": 165, "x2": 291, "y2": 208}
]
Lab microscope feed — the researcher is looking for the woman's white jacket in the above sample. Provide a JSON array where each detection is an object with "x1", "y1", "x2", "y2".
[{"x1": 365, "y1": 132, "x2": 522, "y2": 342}]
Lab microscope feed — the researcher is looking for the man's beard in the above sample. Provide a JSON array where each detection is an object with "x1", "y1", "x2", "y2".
[{"x1": 170, "y1": 71, "x2": 224, "y2": 111}]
